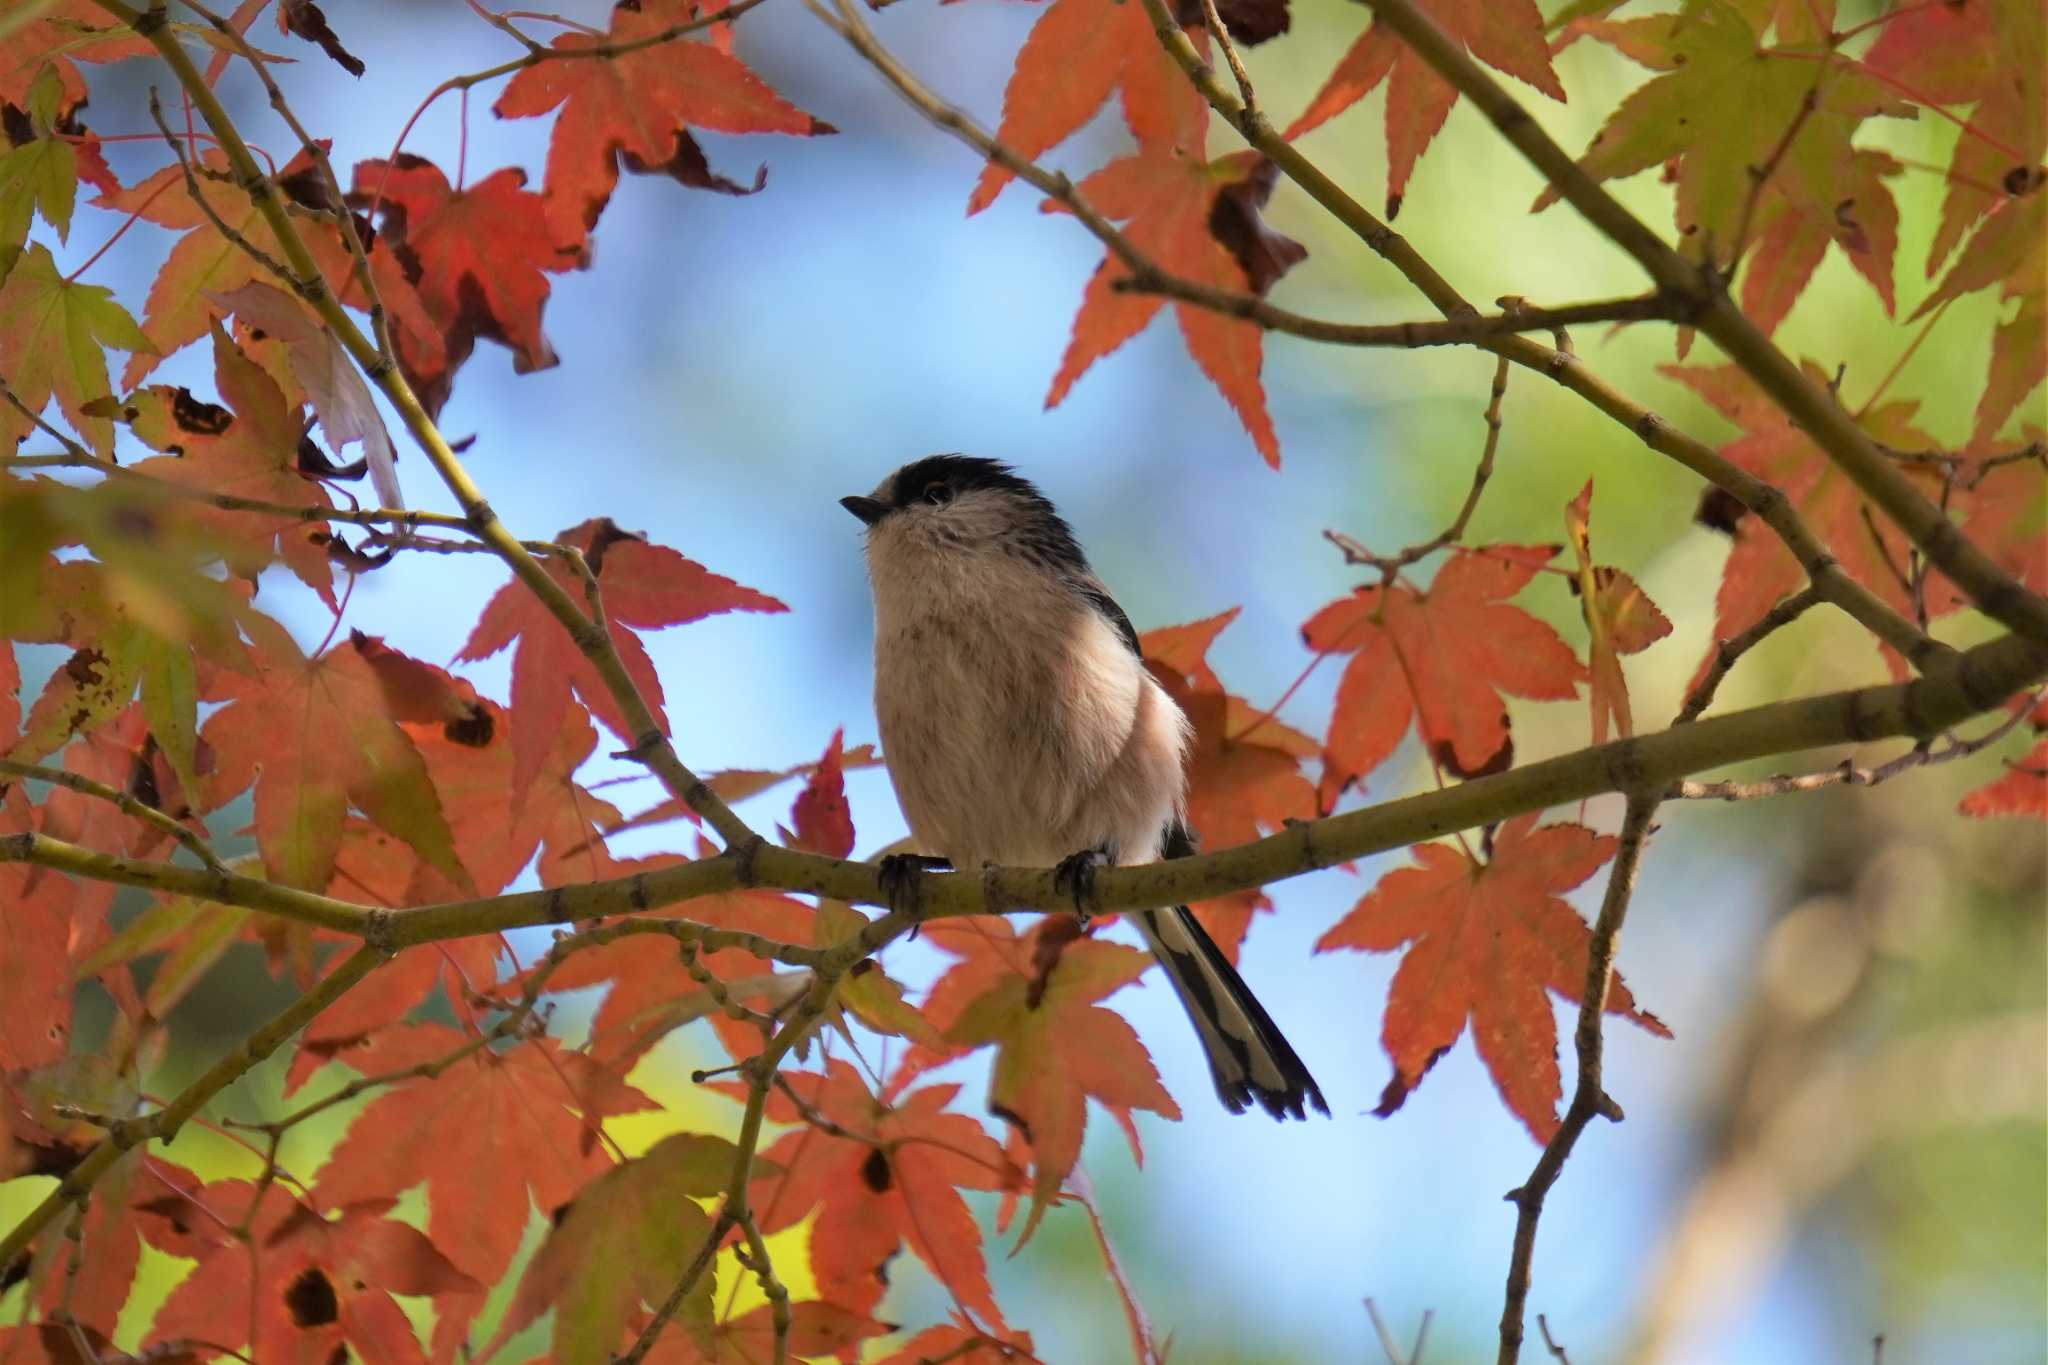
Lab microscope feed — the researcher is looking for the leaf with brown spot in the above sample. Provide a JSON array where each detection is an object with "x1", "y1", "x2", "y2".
[{"x1": 749, "y1": 1061, "x2": 1016, "y2": 1325}]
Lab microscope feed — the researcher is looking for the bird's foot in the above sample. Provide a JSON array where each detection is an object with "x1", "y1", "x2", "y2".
[
  {"x1": 1052, "y1": 845, "x2": 1113, "y2": 932},
  {"x1": 877, "y1": 853, "x2": 951, "y2": 938}
]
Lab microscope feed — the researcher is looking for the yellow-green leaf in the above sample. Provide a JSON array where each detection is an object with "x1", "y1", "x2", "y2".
[{"x1": 0, "y1": 243, "x2": 154, "y2": 456}]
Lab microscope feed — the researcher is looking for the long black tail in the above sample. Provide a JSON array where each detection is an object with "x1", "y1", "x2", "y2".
[{"x1": 1136, "y1": 828, "x2": 1328, "y2": 1120}]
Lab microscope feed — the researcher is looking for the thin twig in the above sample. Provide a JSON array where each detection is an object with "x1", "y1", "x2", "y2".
[
  {"x1": 1671, "y1": 698, "x2": 2038, "y2": 801},
  {"x1": 1497, "y1": 795, "x2": 1658, "y2": 1365},
  {"x1": 145, "y1": 86, "x2": 296, "y2": 288},
  {"x1": 176, "y1": 0, "x2": 393, "y2": 361},
  {"x1": 1326, "y1": 354, "x2": 1510, "y2": 580},
  {"x1": 805, "y1": 0, "x2": 1672, "y2": 355},
  {"x1": 1536, "y1": 1315, "x2": 1572, "y2": 1364},
  {"x1": 0, "y1": 758, "x2": 225, "y2": 872},
  {"x1": 1197, "y1": 0, "x2": 1257, "y2": 115},
  {"x1": 1727, "y1": 77, "x2": 1823, "y2": 271},
  {"x1": 1678, "y1": 586, "x2": 1823, "y2": 724}
]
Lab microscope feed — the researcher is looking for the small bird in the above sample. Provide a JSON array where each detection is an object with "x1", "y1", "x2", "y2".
[{"x1": 841, "y1": 455, "x2": 1327, "y2": 1119}]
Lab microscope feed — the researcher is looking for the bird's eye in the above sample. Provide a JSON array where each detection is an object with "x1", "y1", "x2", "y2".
[{"x1": 923, "y1": 482, "x2": 954, "y2": 507}]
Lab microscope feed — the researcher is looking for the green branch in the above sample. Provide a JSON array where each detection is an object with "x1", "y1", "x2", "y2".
[{"x1": 8, "y1": 631, "x2": 2041, "y2": 951}]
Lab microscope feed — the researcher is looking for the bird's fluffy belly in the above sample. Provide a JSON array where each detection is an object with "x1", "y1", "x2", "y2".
[{"x1": 874, "y1": 594, "x2": 1183, "y2": 870}]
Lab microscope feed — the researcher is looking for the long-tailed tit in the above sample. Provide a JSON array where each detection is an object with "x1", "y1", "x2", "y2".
[{"x1": 842, "y1": 456, "x2": 1327, "y2": 1120}]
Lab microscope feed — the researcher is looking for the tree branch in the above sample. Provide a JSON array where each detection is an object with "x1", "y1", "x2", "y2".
[
  {"x1": 0, "y1": 758, "x2": 225, "y2": 872},
  {"x1": 1122, "y1": 0, "x2": 1950, "y2": 672},
  {"x1": 1497, "y1": 795, "x2": 1659, "y2": 1365},
  {"x1": 6, "y1": 632, "x2": 2042, "y2": 952},
  {"x1": 1349, "y1": 0, "x2": 2048, "y2": 645},
  {"x1": 1677, "y1": 587, "x2": 1824, "y2": 724}
]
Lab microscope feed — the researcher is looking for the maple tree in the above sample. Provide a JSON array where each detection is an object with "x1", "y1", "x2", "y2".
[{"x1": 0, "y1": 0, "x2": 2042, "y2": 1363}]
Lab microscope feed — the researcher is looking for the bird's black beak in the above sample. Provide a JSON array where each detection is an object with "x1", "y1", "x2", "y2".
[{"x1": 840, "y1": 495, "x2": 888, "y2": 526}]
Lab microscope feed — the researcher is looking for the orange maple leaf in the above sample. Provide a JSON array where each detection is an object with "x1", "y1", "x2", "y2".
[
  {"x1": 1302, "y1": 546, "x2": 1587, "y2": 797},
  {"x1": 1317, "y1": 813, "x2": 1669, "y2": 1142},
  {"x1": 455, "y1": 516, "x2": 785, "y2": 800},
  {"x1": 494, "y1": 0, "x2": 834, "y2": 246}
]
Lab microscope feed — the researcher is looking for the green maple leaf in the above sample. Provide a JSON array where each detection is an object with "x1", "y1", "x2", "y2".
[
  {"x1": 0, "y1": 243, "x2": 153, "y2": 457},
  {"x1": 1549, "y1": 1, "x2": 1905, "y2": 264}
]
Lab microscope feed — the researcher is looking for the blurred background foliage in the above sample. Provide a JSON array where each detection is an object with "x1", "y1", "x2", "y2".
[{"x1": 1, "y1": 0, "x2": 2041, "y2": 1361}]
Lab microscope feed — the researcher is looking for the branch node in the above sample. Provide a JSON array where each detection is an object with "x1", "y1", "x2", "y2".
[
  {"x1": 362, "y1": 908, "x2": 399, "y2": 959},
  {"x1": 731, "y1": 834, "x2": 767, "y2": 888}
]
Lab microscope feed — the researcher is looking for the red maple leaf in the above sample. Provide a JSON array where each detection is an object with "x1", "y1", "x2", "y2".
[
  {"x1": 1959, "y1": 694, "x2": 2048, "y2": 819},
  {"x1": 1317, "y1": 813, "x2": 1669, "y2": 1141},
  {"x1": 917, "y1": 916, "x2": 1180, "y2": 1243},
  {"x1": 455, "y1": 516, "x2": 786, "y2": 800},
  {"x1": 1302, "y1": 546, "x2": 1586, "y2": 797},
  {"x1": 0, "y1": 786, "x2": 73, "y2": 1073},
  {"x1": 1564, "y1": 481, "x2": 1672, "y2": 744},
  {"x1": 967, "y1": 0, "x2": 1204, "y2": 213},
  {"x1": 312, "y1": 1024, "x2": 650, "y2": 1322},
  {"x1": 200, "y1": 615, "x2": 466, "y2": 894},
  {"x1": 1959, "y1": 736, "x2": 2048, "y2": 818},
  {"x1": 1741, "y1": 148, "x2": 1901, "y2": 335},
  {"x1": 145, "y1": 1180, "x2": 476, "y2": 1364},
  {"x1": 1908, "y1": 192, "x2": 2045, "y2": 443},
  {"x1": 347, "y1": 155, "x2": 585, "y2": 403},
  {"x1": 781, "y1": 728, "x2": 854, "y2": 858},
  {"x1": 1049, "y1": 143, "x2": 1307, "y2": 466},
  {"x1": 749, "y1": 1060, "x2": 1018, "y2": 1326},
  {"x1": 878, "y1": 1317, "x2": 1040, "y2": 1365},
  {"x1": 494, "y1": 0, "x2": 834, "y2": 246},
  {"x1": 1285, "y1": 0, "x2": 1563, "y2": 216},
  {"x1": 1140, "y1": 608, "x2": 1316, "y2": 957}
]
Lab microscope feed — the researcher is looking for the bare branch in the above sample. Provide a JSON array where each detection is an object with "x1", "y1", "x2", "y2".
[
  {"x1": 1327, "y1": 354, "x2": 1510, "y2": 579},
  {"x1": 1678, "y1": 587, "x2": 1824, "y2": 724},
  {"x1": 1672, "y1": 698, "x2": 2038, "y2": 801},
  {"x1": 1497, "y1": 795, "x2": 1659, "y2": 1365},
  {"x1": 4, "y1": 632, "x2": 2041, "y2": 956}
]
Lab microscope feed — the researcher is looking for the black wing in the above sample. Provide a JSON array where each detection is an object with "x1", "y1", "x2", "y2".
[{"x1": 1072, "y1": 576, "x2": 1142, "y2": 658}]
